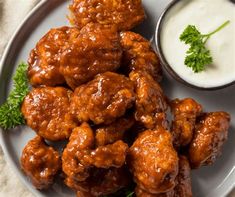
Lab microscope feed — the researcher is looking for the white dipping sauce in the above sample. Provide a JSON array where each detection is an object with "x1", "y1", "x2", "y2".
[{"x1": 160, "y1": 0, "x2": 235, "y2": 88}]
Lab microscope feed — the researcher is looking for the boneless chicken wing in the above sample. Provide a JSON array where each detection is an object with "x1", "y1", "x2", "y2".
[
  {"x1": 189, "y1": 112, "x2": 230, "y2": 169},
  {"x1": 135, "y1": 187, "x2": 174, "y2": 197},
  {"x1": 70, "y1": 72, "x2": 135, "y2": 125},
  {"x1": 60, "y1": 23, "x2": 122, "y2": 89},
  {"x1": 62, "y1": 122, "x2": 128, "y2": 182},
  {"x1": 62, "y1": 123, "x2": 95, "y2": 182},
  {"x1": 174, "y1": 156, "x2": 192, "y2": 197},
  {"x1": 128, "y1": 128, "x2": 178, "y2": 194},
  {"x1": 170, "y1": 98, "x2": 202, "y2": 148},
  {"x1": 134, "y1": 156, "x2": 192, "y2": 197},
  {"x1": 28, "y1": 24, "x2": 122, "y2": 89},
  {"x1": 21, "y1": 136, "x2": 61, "y2": 189},
  {"x1": 95, "y1": 116, "x2": 135, "y2": 146},
  {"x1": 120, "y1": 31, "x2": 162, "y2": 81},
  {"x1": 73, "y1": 167, "x2": 131, "y2": 197},
  {"x1": 21, "y1": 87, "x2": 77, "y2": 141},
  {"x1": 83, "y1": 140, "x2": 128, "y2": 168},
  {"x1": 28, "y1": 27, "x2": 79, "y2": 86},
  {"x1": 69, "y1": 0, "x2": 145, "y2": 31},
  {"x1": 129, "y1": 71, "x2": 167, "y2": 129},
  {"x1": 62, "y1": 123, "x2": 129, "y2": 196}
]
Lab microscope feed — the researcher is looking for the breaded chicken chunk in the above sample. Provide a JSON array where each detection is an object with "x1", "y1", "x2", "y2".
[
  {"x1": 21, "y1": 136, "x2": 61, "y2": 189},
  {"x1": 189, "y1": 112, "x2": 230, "y2": 169},
  {"x1": 120, "y1": 31, "x2": 162, "y2": 81},
  {"x1": 60, "y1": 23, "x2": 122, "y2": 89},
  {"x1": 134, "y1": 156, "x2": 192, "y2": 197},
  {"x1": 28, "y1": 26, "x2": 79, "y2": 86},
  {"x1": 70, "y1": 72, "x2": 135, "y2": 125},
  {"x1": 21, "y1": 87, "x2": 77, "y2": 141},
  {"x1": 129, "y1": 71, "x2": 167, "y2": 129},
  {"x1": 62, "y1": 122, "x2": 128, "y2": 182},
  {"x1": 28, "y1": 24, "x2": 122, "y2": 89},
  {"x1": 69, "y1": 0, "x2": 145, "y2": 31},
  {"x1": 135, "y1": 186, "x2": 174, "y2": 197},
  {"x1": 174, "y1": 156, "x2": 192, "y2": 197},
  {"x1": 71, "y1": 167, "x2": 130, "y2": 197},
  {"x1": 170, "y1": 98, "x2": 202, "y2": 148},
  {"x1": 62, "y1": 123, "x2": 129, "y2": 196},
  {"x1": 128, "y1": 128, "x2": 178, "y2": 194},
  {"x1": 95, "y1": 116, "x2": 135, "y2": 146}
]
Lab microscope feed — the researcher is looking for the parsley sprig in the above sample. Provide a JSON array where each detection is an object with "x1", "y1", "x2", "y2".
[
  {"x1": 180, "y1": 20, "x2": 230, "y2": 73},
  {"x1": 0, "y1": 63, "x2": 29, "y2": 129},
  {"x1": 103, "y1": 187, "x2": 135, "y2": 197}
]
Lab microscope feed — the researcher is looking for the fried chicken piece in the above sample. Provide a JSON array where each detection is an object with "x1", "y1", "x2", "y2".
[
  {"x1": 135, "y1": 156, "x2": 192, "y2": 197},
  {"x1": 60, "y1": 23, "x2": 122, "y2": 89},
  {"x1": 129, "y1": 71, "x2": 168, "y2": 129},
  {"x1": 62, "y1": 123, "x2": 128, "y2": 182},
  {"x1": 69, "y1": 0, "x2": 145, "y2": 31},
  {"x1": 69, "y1": 167, "x2": 130, "y2": 197},
  {"x1": 174, "y1": 156, "x2": 192, "y2": 197},
  {"x1": 135, "y1": 187, "x2": 174, "y2": 197},
  {"x1": 28, "y1": 26, "x2": 79, "y2": 86},
  {"x1": 28, "y1": 24, "x2": 122, "y2": 89},
  {"x1": 21, "y1": 136, "x2": 61, "y2": 189},
  {"x1": 170, "y1": 98, "x2": 202, "y2": 148},
  {"x1": 83, "y1": 140, "x2": 128, "y2": 168},
  {"x1": 77, "y1": 190, "x2": 94, "y2": 197},
  {"x1": 95, "y1": 116, "x2": 135, "y2": 146},
  {"x1": 120, "y1": 31, "x2": 161, "y2": 81},
  {"x1": 70, "y1": 72, "x2": 135, "y2": 125},
  {"x1": 128, "y1": 128, "x2": 178, "y2": 194},
  {"x1": 21, "y1": 87, "x2": 77, "y2": 141},
  {"x1": 189, "y1": 112, "x2": 230, "y2": 169},
  {"x1": 62, "y1": 123, "x2": 94, "y2": 182}
]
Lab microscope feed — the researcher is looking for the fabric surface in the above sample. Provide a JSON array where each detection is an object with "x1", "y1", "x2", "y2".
[{"x1": 0, "y1": 0, "x2": 234, "y2": 197}]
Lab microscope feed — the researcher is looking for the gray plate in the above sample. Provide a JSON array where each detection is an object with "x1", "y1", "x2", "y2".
[{"x1": 0, "y1": 0, "x2": 234, "y2": 197}]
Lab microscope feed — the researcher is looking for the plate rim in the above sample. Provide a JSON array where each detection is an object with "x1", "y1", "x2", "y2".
[{"x1": 0, "y1": 0, "x2": 234, "y2": 196}]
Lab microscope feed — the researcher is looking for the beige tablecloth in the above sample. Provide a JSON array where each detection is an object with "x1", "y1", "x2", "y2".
[{"x1": 0, "y1": 0, "x2": 234, "y2": 197}]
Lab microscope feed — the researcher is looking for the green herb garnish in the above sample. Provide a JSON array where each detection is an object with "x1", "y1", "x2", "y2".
[
  {"x1": 103, "y1": 186, "x2": 135, "y2": 197},
  {"x1": 0, "y1": 62, "x2": 29, "y2": 129},
  {"x1": 126, "y1": 191, "x2": 134, "y2": 197},
  {"x1": 180, "y1": 20, "x2": 230, "y2": 73}
]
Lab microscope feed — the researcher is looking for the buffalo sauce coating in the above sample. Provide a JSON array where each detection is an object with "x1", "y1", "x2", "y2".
[
  {"x1": 72, "y1": 167, "x2": 131, "y2": 197},
  {"x1": 62, "y1": 122, "x2": 129, "y2": 196},
  {"x1": 189, "y1": 112, "x2": 230, "y2": 169},
  {"x1": 134, "y1": 156, "x2": 192, "y2": 197},
  {"x1": 120, "y1": 31, "x2": 162, "y2": 81},
  {"x1": 128, "y1": 128, "x2": 179, "y2": 194},
  {"x1": 62, "y1": 122, "x2": 128, "y2": 183},
  {"x1": 173, "y1": 156, "x2": 192, "y2": 197},
  {"x1": 95, "y1": 116, "x2": 135, "y2": 146},
  {"x1": 69, "y1": 0, "x2": 145, "y2": 31},
  {"x1": 60, "y1": 23, "x2": 122, "y2": 89},
  {"x1": 28, "y1": 23, "x2": 122, "y2": 90},
  {"x1": 21, "y1": 87, "x2": 77, "y2": 141},
  {"x1": 70, "y1": 72, "x2": 135, "y2": 125},
  {"x1": 170, "y1": 98, "x2": 202, "y2": 149},
  {"x1": 21, "y1": 136, "x2": 61, "y2": 190},
  {"x1": 28, "y1": 26, "x2": 79, "y2": 87},
  {"x1": 129, "y1": 71, "x2": 168, "y2": 129},
  {"x1": 62, "y1": 122, "x2": 94, "y2": 182},
  {"x1": 135, "y1": 187, "x2": 174, "y2": 197}
]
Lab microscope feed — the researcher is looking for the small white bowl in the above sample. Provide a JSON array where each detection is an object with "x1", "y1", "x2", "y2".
[{"x1": 155, "y1": 0, "x2": 235, "y2": 90}]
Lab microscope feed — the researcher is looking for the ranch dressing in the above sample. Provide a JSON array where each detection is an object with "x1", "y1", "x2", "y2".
[{"x1": 160, "y1": 0, "x2": 235, "y2": 88}]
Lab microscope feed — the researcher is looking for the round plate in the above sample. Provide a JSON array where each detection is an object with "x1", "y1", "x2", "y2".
[{"x1": 0, "y1": 0, "x2": 234, "y2": 197}]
